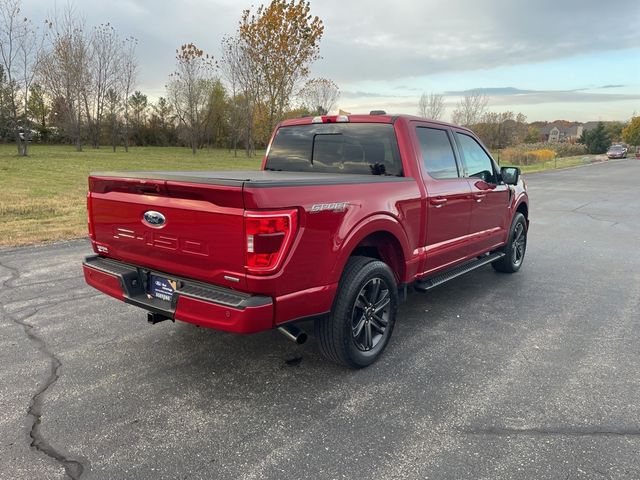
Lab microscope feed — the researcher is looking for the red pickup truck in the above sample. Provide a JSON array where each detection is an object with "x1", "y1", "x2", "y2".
[{"x1": 83, "y1": 114, "x2": 529, "y2": 368}]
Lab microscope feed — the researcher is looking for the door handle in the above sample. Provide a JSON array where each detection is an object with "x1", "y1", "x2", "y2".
[
  {"x1": 472, "y1": 193, "x2": 486, "y2": 203},
  {"x1": 430, "y1": 198, "x2": 447, "y2": 208}
]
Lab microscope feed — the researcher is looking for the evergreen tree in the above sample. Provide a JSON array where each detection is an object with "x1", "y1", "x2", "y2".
[{"x1": 578, "y1": 122, "x2": 610, "y2": 154}]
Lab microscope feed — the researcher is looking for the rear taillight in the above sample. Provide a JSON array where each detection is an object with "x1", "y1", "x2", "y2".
[
  {"x1": 244, "y1": 209, "x2": 298, "y2": 275},
  {"x1": 86, "y1": 191, "x2": 95, "y2": 240}
]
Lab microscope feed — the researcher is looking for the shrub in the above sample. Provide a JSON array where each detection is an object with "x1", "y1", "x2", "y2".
[
  {"x1": 501, "y1": 148, "x2": 552, "y2": 165},
  {"x1": 552, "y1": 143, "x2": 587, "y2": 157},
  {"x1": 499, "y1": 143, "x2": 587, "y2": 164},
  {"x1": 527, "y1": 149, "x2": 556, "y2": 162}
]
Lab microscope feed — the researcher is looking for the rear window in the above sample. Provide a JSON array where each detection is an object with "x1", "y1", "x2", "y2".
[
  {"x1": 416, "y1": 127, "x2": 459, "y2": 179},
  {"x1": 265, "y1": 123, "x2": 403, "y2": 176}
]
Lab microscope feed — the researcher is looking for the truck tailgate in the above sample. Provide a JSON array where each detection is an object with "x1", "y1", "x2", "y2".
[{"x1": 88, "y1": 175, "x2": 246, "y2": 286}]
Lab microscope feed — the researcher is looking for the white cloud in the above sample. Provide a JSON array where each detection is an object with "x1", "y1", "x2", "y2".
[
  {"x1": 19, "y1": 0, "x2": 640, "y2": 120},
  {"x1": 311, "y1": 0, "x2": 640, "y2": 82}
]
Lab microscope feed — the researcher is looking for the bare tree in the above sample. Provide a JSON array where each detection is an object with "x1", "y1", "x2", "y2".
[
  {"x1": 119, "y1": 36, "x2": 137, "y2": 152},
  {"x1": 221, "y1": 34, "x2": 257, "y2": 156},
  {"x1": 167, "y1": 43, "x2": 216, "y2": 155},
  {"x1": 104, "y1": 87, "x2": 120, "y2": 151},
  {"x1": 417, "y1": 92, "x2": 444, "y2": 120},
  {"x1": 298, "y1": 78, "x2": 339, "y2": 115},
  {"x1": 39, "y1": 7, "x2": 90, "y2": 151},
  {"x1": 451, "y1": 90, "x2": 488, "y2": 127},
  {"x1": 0, "y1": 65, "x2": 11, "y2": 136},
  {"x1": 86, "y1": 23, "x2": 120, "y2": 148},
  {"x1": 0, "y1": 0, "x2": 43, "y2": 155},
  {"x1": 39, "y1": 6, "x2": 136, "y2": 151},
  {"x1": 472, "y1": 111, "x2": 529, "y2": 149}
]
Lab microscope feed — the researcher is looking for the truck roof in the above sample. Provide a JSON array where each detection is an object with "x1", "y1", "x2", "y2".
[{"x1": 278, "y1": 114, "x2": 472, "y2": 133}]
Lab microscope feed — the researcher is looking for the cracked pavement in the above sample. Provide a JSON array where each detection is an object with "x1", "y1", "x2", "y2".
[{"x1": 1, "y1": 159, "x2": 639, "y2": 479}]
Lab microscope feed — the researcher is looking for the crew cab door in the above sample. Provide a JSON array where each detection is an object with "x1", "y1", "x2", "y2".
[
  {"x1": 454, "y1": 131, "x2": 510, "y2": 255},
  {"x1": 414, "y1": 125, "x2": 473, "y2": 274}
]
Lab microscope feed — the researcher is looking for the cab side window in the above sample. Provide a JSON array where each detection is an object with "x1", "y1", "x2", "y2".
[
  {"x1": 456, "y1": 133, "x2": 496, "y2": 183},
  {"x1": 416, "y1": 127, "x2": 459, "y2": 179}
]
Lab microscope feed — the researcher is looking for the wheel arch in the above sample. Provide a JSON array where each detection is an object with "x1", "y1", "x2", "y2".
[
  {"x1": 329, "y1": 214, "x2": 411, "y2": 286},
  {"x1": 350, "y1": 231, "x2": 406, "y2": 284},
  {"x1": 516, "y1": 201, "x2": 528, "y2": 220},
  {"x1": 514, "y1": 199, "x2": 529, "y2": 230}
]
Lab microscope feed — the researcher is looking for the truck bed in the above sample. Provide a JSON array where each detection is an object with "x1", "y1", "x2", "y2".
[
  {"x1": 87, "y1": 169, "x2": 415, "y2": 292},
  {"x1": 90, "y1": 170, "x2": 411, "y2": 187}
]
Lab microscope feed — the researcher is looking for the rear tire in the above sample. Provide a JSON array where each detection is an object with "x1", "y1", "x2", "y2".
[
  {"x1": 492, "y1": 212, "x2": 527, "y2": 273},
  {"x1": 315, "y1": 256, "x2": 398, "y2": 368}
]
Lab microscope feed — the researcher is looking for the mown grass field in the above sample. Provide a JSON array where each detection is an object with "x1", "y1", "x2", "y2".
[
  {"x1": 0, "y1": 144, "x2": 609, "y2": 247},
  {"x1": 0, "y1": 144, "x2": 262, "y2": 246}
]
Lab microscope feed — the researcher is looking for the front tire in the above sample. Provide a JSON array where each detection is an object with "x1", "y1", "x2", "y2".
[
  {"x1": 315, "y1": 256, "x2": 398, "y2": 368},
  {"x1": 492, "y1": 212, "x2": 527, "y2": 273}
]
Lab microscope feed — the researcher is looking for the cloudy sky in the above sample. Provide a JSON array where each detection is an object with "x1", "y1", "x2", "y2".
[{"x1": 22, "y1": 0, "x2": 640, "y2": 122}]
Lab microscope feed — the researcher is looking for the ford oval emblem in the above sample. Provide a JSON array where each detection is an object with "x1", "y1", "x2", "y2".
[{"x1": 143, "y1": 210, "x2": 166, "y2": 227}]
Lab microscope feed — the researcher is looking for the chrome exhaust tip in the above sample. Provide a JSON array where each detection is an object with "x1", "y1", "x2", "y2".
[{"x1": 278, "y1": 324, "x2": 308, "y2": 344}]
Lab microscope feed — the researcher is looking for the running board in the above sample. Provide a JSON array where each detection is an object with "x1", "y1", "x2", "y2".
[{"x1": 414, "y1": 252, "x2": 505, "y2": 292}]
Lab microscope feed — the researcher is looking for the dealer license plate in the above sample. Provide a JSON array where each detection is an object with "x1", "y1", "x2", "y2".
[{"x1": 149, "y1": 274, "x2": 176, "y2": 302}]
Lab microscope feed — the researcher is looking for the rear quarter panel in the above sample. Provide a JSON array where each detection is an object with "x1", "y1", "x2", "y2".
[{"x1": 243, "y1": 178, "x2": 423, "y2": 296}]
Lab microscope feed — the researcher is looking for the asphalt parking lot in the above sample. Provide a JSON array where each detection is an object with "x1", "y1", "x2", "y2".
[{"x1": 1, "y1": 159, "x2": 639, "y2": 480}]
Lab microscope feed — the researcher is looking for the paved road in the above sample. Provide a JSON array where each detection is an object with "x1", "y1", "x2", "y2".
[{"x1": 1, "y1": 159, "x2": 639, "y2": 480}]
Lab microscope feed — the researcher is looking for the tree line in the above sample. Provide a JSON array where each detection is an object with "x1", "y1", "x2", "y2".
[
  {"x1": 417, "y1": 89, "x2": 633, "y2": 152},
  {"x1": 0, "y1": 0, "x2": 339, "y2": 156},
  {"x1": 2, "y1": 0, "x2": 634, "y2": 158},
  {"x1": 418, "y1": 90, "x2": 531, "y2": 149}
]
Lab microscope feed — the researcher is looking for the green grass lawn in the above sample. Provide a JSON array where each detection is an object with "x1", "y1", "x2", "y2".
[
  {"x1": 516, "y1": 155, "x2": 605, "y2": 173},
  {"x1": 0, "y1": 144, "x2": 614, "y2": 247},
  {"x1": 0, "y1": 144, "x2": 263, "y2": 246}
]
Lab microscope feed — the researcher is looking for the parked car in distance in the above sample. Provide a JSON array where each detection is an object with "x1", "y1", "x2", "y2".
[{"x1": 607, "y1": 145, "x2": 627, "y2": 159}]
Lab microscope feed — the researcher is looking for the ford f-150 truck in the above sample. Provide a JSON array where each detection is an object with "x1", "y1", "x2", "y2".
[{"x1": 83, "y1": 113, "x2": 529, "y2": 368}]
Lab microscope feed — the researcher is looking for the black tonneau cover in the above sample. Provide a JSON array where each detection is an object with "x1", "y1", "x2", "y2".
[{"x1": 90, "y1": 170, "x2": 412, "y2": 188}]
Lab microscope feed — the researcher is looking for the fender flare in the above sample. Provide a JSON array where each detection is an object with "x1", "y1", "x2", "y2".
[
  {"x1": 327, "y1": 213, "x2": 412, "y2": 285},
  {"x1": 512, "y1": 194, "x2": 529, "y2": 218}
]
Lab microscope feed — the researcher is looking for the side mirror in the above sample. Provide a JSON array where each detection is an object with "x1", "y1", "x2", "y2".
[{"x1": 501, "y1": 166, "x2": 520, "y2": 185}]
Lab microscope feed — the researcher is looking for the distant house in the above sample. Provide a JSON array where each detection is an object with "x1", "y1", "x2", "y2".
[{"x1": 539, "y1": 121, "x2": 598, "y2": 144}]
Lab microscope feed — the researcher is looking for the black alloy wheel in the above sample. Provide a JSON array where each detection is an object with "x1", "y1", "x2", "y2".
[
  {"x1": 351, "y1": 277, "x2": 391, "y2": 352},
  {"x1": 511, "y1": 221, "x2": 526, "y2": 268},
  {"x1": 493, "y1": 212, "x2": 527, "y2": 273}
]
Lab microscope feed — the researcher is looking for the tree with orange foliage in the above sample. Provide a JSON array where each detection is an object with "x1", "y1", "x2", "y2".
[
  {"x1": 238, "y1": 0, "x2": 323, "y2": 142},
  {"x1": 622, "y1": 116, "x2": 640, "y2": 146}
]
